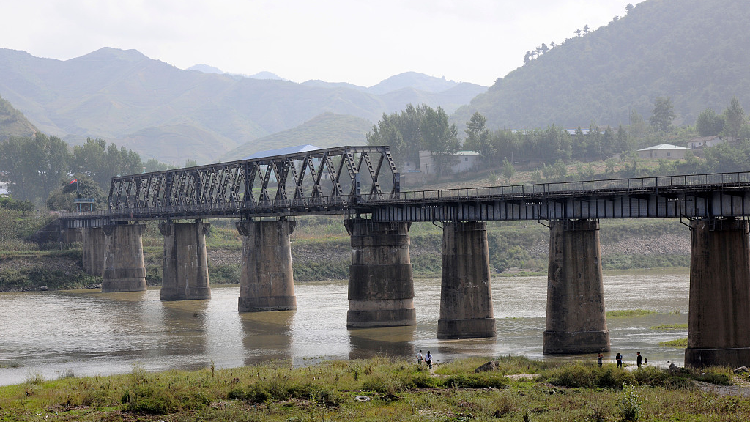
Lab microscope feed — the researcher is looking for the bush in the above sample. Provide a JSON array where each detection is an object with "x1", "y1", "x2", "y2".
[
  {"x1": 445, "y1": 373, "x2": 508, "y2": 389},
  {"x1": 545, "y1": 364, "x2": 635, "y2": 389}
]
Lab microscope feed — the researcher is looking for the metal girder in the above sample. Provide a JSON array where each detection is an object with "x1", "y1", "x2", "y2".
[{"x1": 107, "y1": 146, "x2": 399, "y2": 219}]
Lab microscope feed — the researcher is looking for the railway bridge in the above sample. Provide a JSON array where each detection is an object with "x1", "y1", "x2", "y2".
[{"x1": 60, "y1": 146, "x2": 750, "y2": 368}]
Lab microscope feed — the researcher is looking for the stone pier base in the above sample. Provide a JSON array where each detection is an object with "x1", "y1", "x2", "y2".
[
  {"x1": 102, "y1": 224, "x2": 146, "y2": 292},
  {"x1": 437, "y1": 221, "x2": 496, "y2": 339},
  {"x1": 345, "y1": 218, "x2": 416, "y2": 328},
  {"x1": 81, "y1": 227, "x2": 105, "y2": 276},
  {"x1": 544, "y1": 219, "x2": 609, "y2": 354},
  {"x1": 237, "y1": 219, "x2": 297, "y2": 312},
  {"x1": 686, "y1": 218, "x2": 750, "y2": 367},
  {"x1": 160, "y1": 220, "x2": 211, "y2": 301}
]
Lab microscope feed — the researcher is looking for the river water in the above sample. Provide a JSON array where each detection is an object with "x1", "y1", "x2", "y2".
[{"x1": 0, "y1": 271, "x2": 689, "y2": 386}]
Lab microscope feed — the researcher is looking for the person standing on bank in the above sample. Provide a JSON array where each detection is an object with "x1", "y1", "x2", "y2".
[
  {"x1": 636, "y1": 351, "x2": 643, "y2": 368},
  {"x1": 616, "y1": 352, "x2": 623, "y2": 368},
  {"x1": 597, "y1": 353, "x2": 603, "y2": 367},
  {"x1": 416, "y1": 350, "x2": 424, "y2": 364},
  {"x1": 425, "y1": 351, "x2": 432, "y2": 369}
]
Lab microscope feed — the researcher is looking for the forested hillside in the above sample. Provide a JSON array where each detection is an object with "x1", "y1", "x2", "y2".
[
  {"x1": 455, "y1": 0, "x2": 750, "y2": 130},
  {"x1": 0, "y1": 94, "x2": 36, "y2": 140},
  {"x1": 0, "y1": 48, "x2": 484, "y2": 164}
]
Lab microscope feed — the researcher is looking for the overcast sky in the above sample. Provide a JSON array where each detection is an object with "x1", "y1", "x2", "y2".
[{"x1": 3, "y1": 0, "x2": 642, "y2": 87}]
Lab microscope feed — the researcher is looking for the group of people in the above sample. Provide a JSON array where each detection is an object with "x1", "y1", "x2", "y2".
[
  {"x1": 416, "y1": 350, "x2": 432, "y2": 369},
  {"x1": 598, "y1": 351, "x2": 646, "y2": 368}
]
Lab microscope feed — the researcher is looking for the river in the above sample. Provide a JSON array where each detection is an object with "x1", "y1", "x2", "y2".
[{"x1": 0, "y1": 271, "x2": 689, "y2": 386}]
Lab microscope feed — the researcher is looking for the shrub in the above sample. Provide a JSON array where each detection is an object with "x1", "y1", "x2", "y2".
[{"x1": 618, "y1": 384, "x2": 642, "y2": 421}]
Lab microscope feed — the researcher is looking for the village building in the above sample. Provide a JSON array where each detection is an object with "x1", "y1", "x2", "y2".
[{"x1": 637, "y1": 144, "x2": 688, "y2": 160}]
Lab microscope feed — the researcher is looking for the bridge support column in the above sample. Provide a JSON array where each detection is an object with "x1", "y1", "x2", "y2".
[
  {"x1": 102, "y1": 224, "x2": 147, "y2": 292},
  {"x1": 159, "y1": 220, "x2": 211, "y2": 301},
  {"x1": 685, "y1": 218, "x2": 750, "y2": 367},
  {"x1": 345, "y1": 218, "x2": 416, "y2": 328},
  {"x1": 438, "y1": 221, "x2": 496, "y2": 339},
  {"x1": 544, "y1": 219, "x2": 609, "y2": 354},
  {"x1": 81, "y1": 227, "x2": 105, "y2": 277},
  {"x1": 237, "y1": 219, "x2": 297, "y2": 312}
]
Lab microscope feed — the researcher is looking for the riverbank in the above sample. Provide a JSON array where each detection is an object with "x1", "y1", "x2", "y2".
[
  {"x1": 1, "y1": 356, "x2": 747, "y2": 421},
  {"x1": 0, "y1": 214, "x2": 692, "y2": 291}
]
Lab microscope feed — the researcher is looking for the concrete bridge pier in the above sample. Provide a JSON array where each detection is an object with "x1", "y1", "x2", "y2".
[
  {"x1": 102, "y1": 223, "x2": 147, "y2": 292},
  {"x1": 237, "y1": 219, "x2": 297, "y2": 312},
  {"x1": 544, "y1": 219, "x2": 609, "y2": 354},
  {"x1": 159, "y1": 220, "x2": 211, "y2": 301},
  {"x1": 345, "y1": 218, "x2": 416, "y2": 327},
  {"x1": 81, "y1": 227, "x2": 105, "y2": 276},
  {"x1": 437, "y1": 221, "x2": 496, "y2": 339},
  {"x1": 686, "y1": 218, "x2": 750, "y2": 367}
]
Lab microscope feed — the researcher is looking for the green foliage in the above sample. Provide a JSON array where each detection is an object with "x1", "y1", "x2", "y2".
[
  {"x1": 544, "y1": 364, "x2": 636, "y2": 389},
  {"x1": 659, "y1": 338, "x2": 688, "y2": 347},
  {"x1": 696, "y1": 107, "x2": 725, "y2": 136},
  {"x1": 618, "y1": 384, "x2": 642, "y2": 421},
  {"x1": 46, "y1": 174, "x2": 106, "y2": 211},
  {"x1": 649, "y1": 97, "x2": 675, "y2": 133},
  {"x1": 0, "y1": 133, "x2": 70, "y2": 205},
  {"x1": 0, "y1": 94, "x2": 37, "y2": 141},
  {"x1": 72, "y1": 138, "x2": 143, "y2": 189},
  {"x1": 723, "y1": 96, "x2": 746, "y2": 139}
]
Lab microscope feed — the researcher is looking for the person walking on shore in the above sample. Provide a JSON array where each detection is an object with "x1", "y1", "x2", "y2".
[
  {"x1": 597, "y1": 353, "x2": 603, "y2": 367},
  {"x1": 425, "y1": 351, "x2": 432, "y2": 369},
  {"x1": 416, "y1": 350, "x2": 424, "y2": 365},
  {"x1": 616, "y1": 353, "x2": 623, "y2": 368},
  {"x1": 636, "y1": 351, "x2": 643, "y2": 368}
]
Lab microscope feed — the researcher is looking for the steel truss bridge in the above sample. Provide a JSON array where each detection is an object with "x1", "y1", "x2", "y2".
[{"x1": 60, "y1": 146, "x2": 750, "y2": 227}]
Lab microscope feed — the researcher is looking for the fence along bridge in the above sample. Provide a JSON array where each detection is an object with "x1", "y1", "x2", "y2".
[{"x1": 61, "y1": 146, "x2": 750, "y2": 368}]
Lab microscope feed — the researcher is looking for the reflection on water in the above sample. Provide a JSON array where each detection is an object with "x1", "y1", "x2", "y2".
[{"x1": 0, "y1": 271, "x2": 689, "y2": 386}]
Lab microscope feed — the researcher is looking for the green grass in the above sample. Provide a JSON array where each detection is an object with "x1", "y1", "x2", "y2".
[
  {"x1": 651, "y1": 323, "x2": 688, "y2": 330},
  {"x1": 0, "y1": 357, "x2": 744, "y2": 421},
  {"x1": 660, "y1": 338, "x2": 689, "y2": 347},
  {"x1": 607, "y1": 309, "x2": 658, "y2": 318}
]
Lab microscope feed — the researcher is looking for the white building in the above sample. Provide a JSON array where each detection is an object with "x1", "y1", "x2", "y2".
[
  {"x1": 419, "y1": 150, "x2": 481, "y2": 175},
  {"x1": 637, "y1": 144, "x2": 688, "y2": 160},
  {"x1": 687, "y1": 136, "x2": 726, "y2": 150}
]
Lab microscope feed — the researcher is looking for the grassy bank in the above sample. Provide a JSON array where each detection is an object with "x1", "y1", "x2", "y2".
[
  {"x1": 0, "y1": 211, "x2": 692, "y2": 290},
  {"x1": 2, "y1": 356, "x2": 747, "y2": 421}
]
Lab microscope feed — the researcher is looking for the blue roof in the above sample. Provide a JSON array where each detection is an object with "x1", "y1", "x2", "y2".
[{"x1": 244, "y1": 144, "x2": 320, "y2": 160}]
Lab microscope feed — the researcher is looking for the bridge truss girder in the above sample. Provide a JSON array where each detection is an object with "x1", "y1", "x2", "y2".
[{"x1": 107, "y1": 146, "x2": 399, "y2": 219}]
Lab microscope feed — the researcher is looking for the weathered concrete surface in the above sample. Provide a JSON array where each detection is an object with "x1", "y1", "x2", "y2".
[
  {"x1": 438, "y1": 221, "x2": 496, "y2": 339},
  {"x1": 237, "y1": 219, "x2": 297, "y2": 312},
  {"x1": 544, "y1": 219, "x2": 609, "y2": 354},
  {"x1": 686, "y1": 218, "x2": 750, "y2": 367},
  {"x1": 160, "y1": 221, "x2": 211, "y2": 301},
  {"x1": 81, "y1": 227, "x2": 105, "y2": 277},
  {"x1": 345, "y1": 218, "x2": 416, "y2": 328},
  {"x1": 102, "y1": 224, "x2": 146, "y2": 292}
]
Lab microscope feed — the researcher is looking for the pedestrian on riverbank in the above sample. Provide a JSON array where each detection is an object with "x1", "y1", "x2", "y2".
[
  {"x1": 416, "y1": 350, "x2": 424, "y2": 364},
  {"x1": 616, "y1": 352, "x2": 623, "y2": 368},
  {"x1": 426, "y1": 351, "x2": 432, "y2": 369},
  {"x1": 597, "y1": 353, "x2": 603, "y2": 367},
  {"x1": 636, "y1": 351, "x2": 643, "y2": 368}
]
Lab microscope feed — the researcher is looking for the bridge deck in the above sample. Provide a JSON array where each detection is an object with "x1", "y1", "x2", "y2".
[{"x1": 58, "y1": 146, "x2": 750, "y2": 227}]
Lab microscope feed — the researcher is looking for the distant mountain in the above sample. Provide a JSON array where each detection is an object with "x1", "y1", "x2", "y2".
[
  {"x1": 0, "y1": 48, "x2": 486, "y2": 164},
  {"x1": 0, "y1": 95, "x2": 37, "y2": 141},
  {"x1": 220, "y1": 112, "x2": 371, "y2": 162},
  {"x1": 368, "y1": 72, "x2": 461, "y2": 95},
  {"x1": 454, "y1": 0, "x2": 750, "y2": 130},
  {"x1": 187, "y1": 64, "x2": 223, "y2": 74}
]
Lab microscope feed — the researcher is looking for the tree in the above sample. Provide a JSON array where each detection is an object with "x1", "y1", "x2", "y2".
[
  {"x1": 722, "y1": 97, "x2": 745, "y2": 139},
  {"x1": 502, "y1": 158, "x2": 515, "y2": 183},
  {"x1": 574, "y1": 28, "x2": 582, "y2": 37},
  {"x1": 420, "y1": 106, "x2": 459, "y2": 178},
  {"x1": 583, "y1": 25, "x2": 590, "y2": 34},
  {"x1": 649, "y1": 97, "x2": 676, "y2": 133},
  {"x1": 46, "y1": 174, "x2": 105, "y2": 211},
  {"x1": 625, "y1": 3, "x2": 635, "y2": 14},
  {"x1": 463, "y1": 112, "x2": 492, "y2": 160},
  {"x1": 0, "y1": 133, "x2": 70, "y2": 204},
  {"x1": 366, "y1": 104, "x2": 426, "y2": 168},
  {"x1": 696, "y1": 108, "x2": 724, "y2": 136}
]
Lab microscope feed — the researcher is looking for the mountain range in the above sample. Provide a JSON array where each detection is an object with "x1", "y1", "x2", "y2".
[
  {"x1": 2, "y1": 0, "x2": 749, "y2": 166},
  {"x1": 0, "y1": 48, "x2": 485, "y2": 164}
]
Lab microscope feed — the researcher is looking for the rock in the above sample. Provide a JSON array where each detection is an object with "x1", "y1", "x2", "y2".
[
  {"x1": 475, "y1": 361, "x2": 498, "y2": 373},
  {"x1": 39, "y1": 285, "x2": 48, "y2": 291},
  {"x1": 734, "y1": 366, "x2": 748, "y2": 374}
]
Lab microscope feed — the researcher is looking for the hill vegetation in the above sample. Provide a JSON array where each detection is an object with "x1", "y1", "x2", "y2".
[
  {"x1": 455, "y1": 0, "x2": 750, "y2": 130},
  {"x1": 0, "y1": 94, "x2": 36, "y2": 141}
]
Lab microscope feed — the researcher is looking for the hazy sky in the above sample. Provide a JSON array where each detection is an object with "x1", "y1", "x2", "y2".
[{"x1": 3, "y1": 0, "x2": 642, "y2": 87}]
